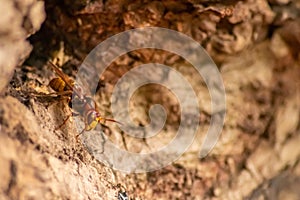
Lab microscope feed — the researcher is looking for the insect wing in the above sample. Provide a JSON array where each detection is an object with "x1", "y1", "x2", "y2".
[{"x1": 48, "y1": 61, "x2": 81, "y2": 97}]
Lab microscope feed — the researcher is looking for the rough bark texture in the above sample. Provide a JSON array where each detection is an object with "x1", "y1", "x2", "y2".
[
  {"x1": 0, "y1": 0, "x2": 45, "y2": 93},
  {"x1": 1, "y1": 0, "x2": 300, "y2": 200}
]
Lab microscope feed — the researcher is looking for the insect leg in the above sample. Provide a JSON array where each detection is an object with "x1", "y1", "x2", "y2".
[
  {"x1": 75, "y1": 125, "x2": 87, "y2": 140},
  {"x1": 55, "y1": 111, "x2": 79, "y2": 130}
]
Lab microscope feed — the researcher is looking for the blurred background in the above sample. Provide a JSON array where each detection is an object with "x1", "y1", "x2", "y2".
[{"x1": 0, "y1": 0, "x2": 299, "y2": 199}]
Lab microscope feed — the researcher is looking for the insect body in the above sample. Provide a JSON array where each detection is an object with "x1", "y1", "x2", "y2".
[
  {"x1": 47, "y1": 61, "x2": 121, "y2": 137},
  {"x1": 49, "y1": 77, "x2": 74, "y2": 93}
]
